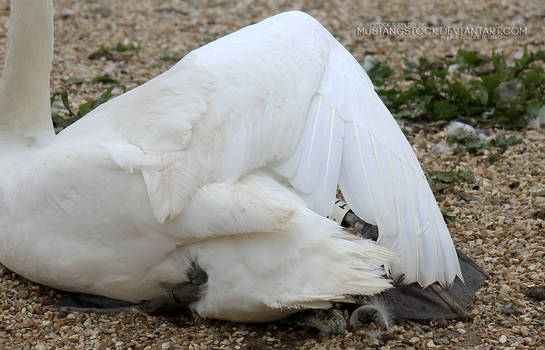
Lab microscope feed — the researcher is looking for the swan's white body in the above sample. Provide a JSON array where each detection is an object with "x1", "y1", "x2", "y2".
[{"x1": 0, "y1": 1, "x2": 462, "y2": 322}]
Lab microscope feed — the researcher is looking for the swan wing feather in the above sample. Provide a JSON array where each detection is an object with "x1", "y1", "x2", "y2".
[{"x1": 274, "y1": 42, "x2": 462, "y2": 287}]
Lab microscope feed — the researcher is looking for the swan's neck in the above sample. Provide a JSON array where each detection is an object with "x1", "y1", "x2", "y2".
[{"x1": 0, "y1": 0, "x2": 54, "y2": 144}]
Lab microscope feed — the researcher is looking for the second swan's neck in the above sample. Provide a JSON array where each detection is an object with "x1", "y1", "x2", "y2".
[{"x1": 0, "y1": 0, "x2": 55, "y2": 145}]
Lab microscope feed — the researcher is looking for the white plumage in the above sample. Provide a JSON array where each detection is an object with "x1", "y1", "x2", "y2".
[{"x1": 0, "y1": 1, "x2": 461, "y2": 322}]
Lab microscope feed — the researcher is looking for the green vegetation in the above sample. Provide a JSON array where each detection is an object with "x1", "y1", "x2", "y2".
[
  {"x1": 90, "y1": 74, "x2": 120, "y2": 84},
  {"x1": 366, "y1": 60, "x2": 394, "y2": 87},
  {"x1": 62, "y1": 74, "x2": 120, "y2": 86},
  {"x1": 63, "y1": 77, "x2": 85, "y2": 85},
  {"x1": 50, "y1": 88, "x2": 114, "y2": 133},
  {"x1": 430, "y1": 169, "x2": 475, "y2": 185},
  {"x1": 51, "y1": 71, "x2": 122, "y2": 132},
  {"x1": 100, "y1": 42, "x2": 142, "y2": 53},
  {"x1": 446, "y1": 132, "x2": 522, "y2": 155},
  {"x1": 75, "y1": 88, "x2": 114, "y2": 118},
  {"x1": 366, "y1": 47, "x2": 545, "y2": 129},
  {"x1": 159, "y1": 52, "x2": 181, "y2": 62},
  {"x1": 151, "y1": 52, "x2": 181, "y2": 68}
]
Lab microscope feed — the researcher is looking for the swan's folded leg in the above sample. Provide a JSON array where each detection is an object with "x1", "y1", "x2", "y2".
[
  {"x1": 341, "y1": 210, "x2": 379, "y2": 241},
  {"x1": 327, "y1": 200, "x2": 378, "y2": 240},
  {"x1": 336, "y1": 201, "x2": 487, "y2": 320}
]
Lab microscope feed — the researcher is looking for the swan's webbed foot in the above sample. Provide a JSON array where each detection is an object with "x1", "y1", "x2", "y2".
[
  {"x1": 378, "y1": 250, "x2": 488, "y2": 320},
  {"x1": 138, "y1": 262, "x2": 208, "y2": 314},
  {"x1": 54, "y1": 262, "x2": 208, "y2": 316},
  {"x1": 55, "y1": 293, "x2": 138, "y2": 314},
  {"x1": 292, "y1": 309, "x2": 347, "y2": 336}
]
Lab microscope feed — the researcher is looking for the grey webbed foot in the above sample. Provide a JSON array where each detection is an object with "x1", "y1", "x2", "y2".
[
  {"x1": 55, "y1": 293, "x2": 139, "y2": 314},
  {"x1": 341, "y1": 208, "x2": 488, "y2": 321},
  {"x1": 292, "y1": 309, "x2": 347, "y2": 336},
  {"x1": 379, "y1": 250, "x2": 487, "y2": 320}
]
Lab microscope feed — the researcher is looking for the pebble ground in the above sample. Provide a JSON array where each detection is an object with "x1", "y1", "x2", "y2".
[{"x1": 0, "y1": 0, "x2": 543, "y2": 349}]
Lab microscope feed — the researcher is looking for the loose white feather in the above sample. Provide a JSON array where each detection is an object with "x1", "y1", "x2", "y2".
[{"x1": 350, "y1": 299, "x2": 393, "y2": 330}]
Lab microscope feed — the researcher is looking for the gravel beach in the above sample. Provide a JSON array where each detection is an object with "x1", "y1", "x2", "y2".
[{"x1": 0, "y1": 0, "x2": 544, "y2": 349}]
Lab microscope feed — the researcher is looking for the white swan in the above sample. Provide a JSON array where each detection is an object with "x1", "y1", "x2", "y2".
[{"x1": 0, "y1": 0, "x2": 462, "y2": 323}]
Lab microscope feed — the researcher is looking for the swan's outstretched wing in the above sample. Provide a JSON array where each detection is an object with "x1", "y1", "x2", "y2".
[
  {"x1": 274, "y1": 42, "x2": 462, "y2": 287},
  {"x1": 64, "y1": 11, "x2": 461, "y2": 288}
]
